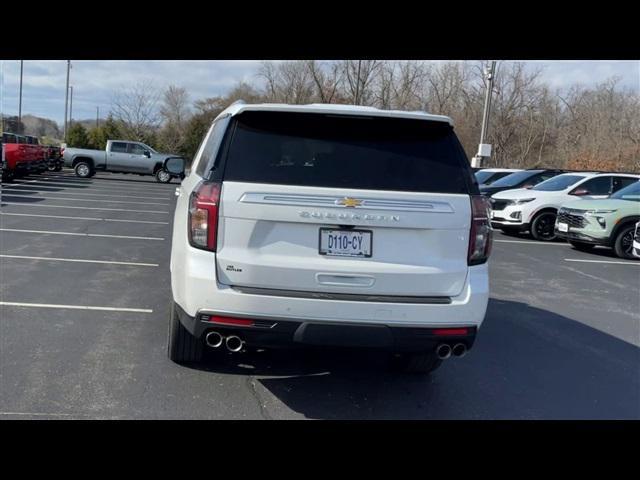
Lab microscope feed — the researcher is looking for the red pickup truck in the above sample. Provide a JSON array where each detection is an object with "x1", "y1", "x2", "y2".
[{"x1": 1, "y1": 132, "x2": 48, "y2": 181}]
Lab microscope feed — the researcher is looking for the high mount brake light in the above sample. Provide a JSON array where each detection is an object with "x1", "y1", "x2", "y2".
[
  {"x1": 468, "y1": 195, "x2": 493, "y2": 265},
  {"x1": 188, "y1": 181, "x2": 222, "y2": 252}
]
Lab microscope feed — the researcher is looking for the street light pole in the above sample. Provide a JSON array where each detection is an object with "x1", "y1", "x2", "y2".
[
  {"x1": 18, "y1": 60, "x2": 23, "y2": 133},
  {"x1": 472, "y1": 61, "x2": 497, "y2": 168},
  {"x1": 479, "y1": 60, "x2": 496, "y2": 148},
  {"x1": 63, "y1": 60, "x2": 71, "y2": 143}
]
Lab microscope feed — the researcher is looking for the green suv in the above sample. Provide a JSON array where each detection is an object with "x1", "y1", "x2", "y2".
[{"x1": 555, "y1": 180, "x2": 640, "y2": 259}]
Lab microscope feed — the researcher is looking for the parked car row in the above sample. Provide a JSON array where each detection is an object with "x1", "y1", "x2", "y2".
[
  {"x1": 475, "y1": 168, "x2": 640, "y2": 259},
  {"x1": 1, "y1": 132, "x2": 62, "y2": 182}
]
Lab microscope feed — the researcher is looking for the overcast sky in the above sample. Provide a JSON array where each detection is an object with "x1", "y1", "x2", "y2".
[{"x1": 1, "y1": 60, "x2": 638, "y2": 126}]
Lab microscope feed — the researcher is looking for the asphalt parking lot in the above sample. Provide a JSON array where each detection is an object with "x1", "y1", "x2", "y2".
[{"x1": 1, "y1": 170, "x2": 638, "y2": 419}]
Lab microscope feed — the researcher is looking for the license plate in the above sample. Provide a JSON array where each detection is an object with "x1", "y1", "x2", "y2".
[
  {"x1": 557, "y1": 222, "x2": 569, "y2": 233},
  {"x1": 319, "y1": 228, "x2": 372, "y2": 258}
]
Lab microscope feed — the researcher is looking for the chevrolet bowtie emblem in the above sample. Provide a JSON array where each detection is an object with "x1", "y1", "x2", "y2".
[{"x1": 336, "y1": 197, "x2": 363, "y2": 208}]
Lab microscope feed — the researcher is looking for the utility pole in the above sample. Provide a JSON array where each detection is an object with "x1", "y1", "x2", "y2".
[
  {"x1": 69, "y1": 86, "x2": 73, "y2": 127},
  {"x1": 18, "y1": 60, "x2": 23, "y2": 133},
  {"x1": 472, "y1": 60, "x2": 497, "y2": 168},
  {"x1": 63, "y1": 61, "x2": 71, "y2": 143}
]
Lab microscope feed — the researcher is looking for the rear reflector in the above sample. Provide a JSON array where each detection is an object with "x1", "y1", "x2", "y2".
[
  {"x1": 209, "y1": 316, "x2": 254, "y2": 326},
  {"x1": 432, "y1": 328, "x2": 469, "y2": 336}
]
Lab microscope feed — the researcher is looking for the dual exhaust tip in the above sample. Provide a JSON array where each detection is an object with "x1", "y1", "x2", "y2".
[
  {"x1": 436, "y1": 343, "x2": 467, "y2": 360},
  {"x1": 205, "y1": 331, "x2": 243, "y2": 352}
]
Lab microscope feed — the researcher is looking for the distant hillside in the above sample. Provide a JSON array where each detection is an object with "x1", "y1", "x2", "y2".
[
  {"x1": 73, "y1": 118, "x2": 106, "y2": 131},
  {"x1": 21, "y1": 114, "x2": 62, "y2": 139},
  {"x1": 2, "y1": 114, "x2": 62, "y2": 141}
]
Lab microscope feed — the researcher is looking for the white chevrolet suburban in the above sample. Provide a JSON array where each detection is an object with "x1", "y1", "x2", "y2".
[{"x1": 166, "y1": 102, "x2": 492, "y2": 374}]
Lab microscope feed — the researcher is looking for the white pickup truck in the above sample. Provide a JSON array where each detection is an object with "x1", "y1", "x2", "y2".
[{"x1": 63, "y1": 139, "x2": 185, "y2": 182}]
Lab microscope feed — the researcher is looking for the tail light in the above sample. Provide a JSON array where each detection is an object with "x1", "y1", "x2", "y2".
[
  {"x1": 468, "y1": 194, "x2": 493, "y2": 265},
  {"x1": 188, "y1": 181, "x2": 221, "y2": 251}
]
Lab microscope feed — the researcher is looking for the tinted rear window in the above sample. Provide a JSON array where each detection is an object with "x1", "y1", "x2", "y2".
[{"x1": 222, "y1": 111, "x2": 471, "y2": 194}]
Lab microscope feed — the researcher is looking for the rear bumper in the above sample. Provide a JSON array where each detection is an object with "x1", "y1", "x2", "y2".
[
  {"x1": 175, "y1": 303, "x2": 477, "y2": 352},
  {"x1": 171, "y1": 247, "x2": 489, "y2": 351}
]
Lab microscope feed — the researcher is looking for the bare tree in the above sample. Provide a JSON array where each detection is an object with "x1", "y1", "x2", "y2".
[
  {"x1": 307, "y1": 60, "x2": 342, "y2": 103},
  {"x1": 158, "y1": 85, "x2": 191, "y2": 153},
  {"x1": 340, "y1": 60, "x2": 382, "y2": 105},
  {"x1": 110, "y1": 81, "x2": 162, "y2": 142}
]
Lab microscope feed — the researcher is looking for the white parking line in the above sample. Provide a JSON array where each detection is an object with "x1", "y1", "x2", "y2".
[
  {"x1": 0, "y1": 412, "x2": 88, "y2": 417},
  {"x1": 0, "y1": 212, "x2": 169, "y2": 224},
  {"x1": 1, "y1": 202, "x2": 169, "y2": 214},
  {"x1": 564, "y1": 258, "x2": 640, "y2": 266},
  {"x1": 5, "y1": 179, "x2": 175, "y2": 194},
  {"x1": 18, "y1": 177, "x2": 175, "y2": 191},
  {"x1": 37, "y1": 174, "x2": 175, "y2": 187},
  {"x1": 2, "y1": 192, "x2": 169, "y2": 206},
  {"x1": 2, "y1": 185, "x2": 171, "y2": 201},
  {"x1": 495, "y1": 239, "x2": 570, "y2": 246},
  {"x1": 0, "y1": 228, "x2": 164, "y2": 241},
  {"x1": 0, "y1": 301, "x2": 153, "y2": 313},
  {"x1": 0, "y1": 254, "x2": 159, "y2": 267}
]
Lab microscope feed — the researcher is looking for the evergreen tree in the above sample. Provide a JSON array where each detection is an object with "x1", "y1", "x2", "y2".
[{"x1": 67, "y1": 123, "x2": 90, "y2": 148}]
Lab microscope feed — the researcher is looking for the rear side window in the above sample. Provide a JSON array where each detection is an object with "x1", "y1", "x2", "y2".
[
  {"x1": 111, "y1": 142, "x2": 127, "y2": 153},
  {"x1": 127, "y1": 143, "x2": 146, "y2": 155},
  {"x1": 577, "y1": 176, "x2": 612, "y2": 195},
  {"x1": 222, "y1": 111, "x2": 471, "y2": 194},
  {"x1": 612, "y1": 176, "x2": 638, "y2": 193},
  {"x1": 195, "y1": 116, "x2": 231, "y2": 177}
]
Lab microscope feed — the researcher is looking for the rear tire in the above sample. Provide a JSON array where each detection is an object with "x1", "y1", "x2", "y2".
[
  {"x1": 530, "y1": 211, "x2": 557, "y2": 241},
  {"x1": 613, "y1": 225, "x2": 636, "y2": 260},
  {"x1": 569, "y1": 241, "x2": 595, "y2": 252},
  {"x1": 54, "y1": 164, "x2": 63, "y2": 172},
  {"x1": 2, "y1": 170, "x2": 14, "y2": 183},
  {"x1": 389, "y1": 351, "x2": 442, "y2": 374},
  {"x1": 74, "y1": 161, "x2": 92, "y2": 178},
  {"x1": 155, "y1": 168, "x2": 172, "y2": 183},
  {"x1": 167, "y1": 301, "x2": 203, "y2": 364}
]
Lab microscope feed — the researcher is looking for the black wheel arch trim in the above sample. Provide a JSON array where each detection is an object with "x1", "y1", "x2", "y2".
[{"x1": 611, "y1": 216, "x2": 640, "y2": 244}]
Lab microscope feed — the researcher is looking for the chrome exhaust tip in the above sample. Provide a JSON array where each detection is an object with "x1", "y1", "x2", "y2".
[
  {"x1": 225, "y1": 335, "x2": 244, "y2": 353},
  {"x1": 452, "y1": 343, "x2": 467, "y2": 358},
  {"x1": 205, "y1": 331, "x2": 224, "y2": 348},
  {"x1": 436, "y1": 343, "x2": 452, "y2": 360}
]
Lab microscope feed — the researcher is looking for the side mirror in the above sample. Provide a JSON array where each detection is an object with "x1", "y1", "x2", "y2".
[
  {"x1": 165, "y1": 157, "x2": 185, "y2": 175},
  {"x1": 571, "y1": 188, "x2": 589, "y2": 196},
  {"x1": 143, "y1": 150, "x2": 151, "y2": 158}
]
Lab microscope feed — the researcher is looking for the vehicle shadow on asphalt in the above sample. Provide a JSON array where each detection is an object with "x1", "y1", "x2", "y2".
[
  {"x1": 0, "y1": 193, "x2": 47, "y2": 203},
  {"x1": 193, "y1": 299, "x2": 640, "y2": 419}
]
